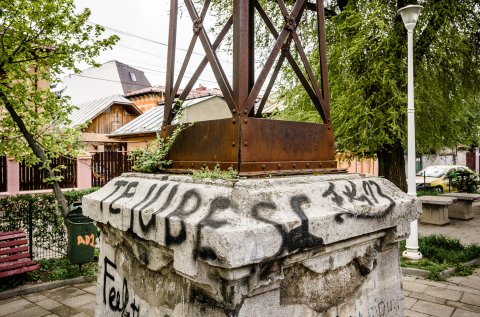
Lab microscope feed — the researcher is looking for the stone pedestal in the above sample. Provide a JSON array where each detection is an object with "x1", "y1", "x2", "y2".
[
  {"x1": 83, "y1": 173, "x2": 420, "y2": 317},
  {"x1": 440, "y1": 193, "x2": 480, "y2": 220},
  {"x1": 418, "y1": 196, "x2": 455, "y2": 225}
]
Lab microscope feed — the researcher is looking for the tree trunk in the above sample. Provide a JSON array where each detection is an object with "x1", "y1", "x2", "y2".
[
  {"x1": 377, "y1": 141, "x2": 407, "y2": 193},
  {"x1": 0, "y1": 89, "x2": 69, "y2": 219}
]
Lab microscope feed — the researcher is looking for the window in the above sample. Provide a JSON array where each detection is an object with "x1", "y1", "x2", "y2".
[{"x1": 129, "y1": 72, "x2": 137, "y2": 82}]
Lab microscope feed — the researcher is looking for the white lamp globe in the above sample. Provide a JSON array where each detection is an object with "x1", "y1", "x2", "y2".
[{"x1": 398, "y1": 5, "x2": 424, "y2": 30}]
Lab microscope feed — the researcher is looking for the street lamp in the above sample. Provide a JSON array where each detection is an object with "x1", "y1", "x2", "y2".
[{"x1": 398, "y1": 4, "x2": 423, "y2": 260}]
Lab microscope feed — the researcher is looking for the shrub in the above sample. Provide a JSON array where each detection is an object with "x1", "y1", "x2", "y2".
[
  {"x1": 446, "y1": 169, "x2": 480, "y2": 193},
  {"x1": 129, "y1": 124, "x2": 188, "y2": 173}
]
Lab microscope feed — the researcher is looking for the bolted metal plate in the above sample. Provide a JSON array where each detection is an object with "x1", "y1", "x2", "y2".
[{"x1": 161, "y1": 118, "x2": 338, "y2": 176}]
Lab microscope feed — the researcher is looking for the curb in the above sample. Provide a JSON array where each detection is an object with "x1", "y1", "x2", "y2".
[
  {"x1": 0, "y1": 275, "x2": 97, "y2": 301},
  {"x1": 401, "y1": 258, "x2": 480, "y2": 278}
]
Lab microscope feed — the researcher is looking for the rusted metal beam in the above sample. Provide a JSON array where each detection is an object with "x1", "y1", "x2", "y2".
[
  {"x1": 171, "y1": 16, "x2": 234, "y2": 122},
  {"x1": 290, "y1": 30, "x2": 327, "y2": 122},
  {"x1": 169, "y1": 0, "x2": 212, "y2": 121},
  {"x1": 184, "y1": 0, "x2": 236, "y2": 112},
  {"x1": 164, "y1": 0, "x2": 178, "y2": 125},
  {"x1": 242, "y1": 0, "x2": 307, "y2": 115},
  {"x1": 162, "y1": 0, "x2": 338, "y2": 176},
  {"x1": 233, "y1": 0, "x2": 251, "y2": 116},
  {"x1": 316, "y1": 0, "x2": 332, "y2": 123},
  {"x1": 252, "y1": 0, "x2": 323, "y2": 116},
  {"x1": 255, "y1": 53, "x2": 285, "y2": 118}
]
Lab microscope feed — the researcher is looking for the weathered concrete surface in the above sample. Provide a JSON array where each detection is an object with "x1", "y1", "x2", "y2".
[
  {"x1": 83, "y1": 173, "x2": 420, "y2": 317},
  {"x1": 440, "y1": 193, "x2": 480, "y2": 220},
  {"x1": 419, "y1": 196, "x2": 455, "y2": 225}
]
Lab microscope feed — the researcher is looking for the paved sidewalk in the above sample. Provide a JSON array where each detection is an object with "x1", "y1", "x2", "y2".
[
  {"x1": 403, "y1": 269, "x2": 480, "y2": 317},
  {"x1": 418, "y1": 201, "x2": 480, "y2": 245},
  {"x1": 0, "y1": 282, "x2": 96, "y2": 317},
  {"x1": 1, "y1": 272, "x2": 479, "y2": 317}
]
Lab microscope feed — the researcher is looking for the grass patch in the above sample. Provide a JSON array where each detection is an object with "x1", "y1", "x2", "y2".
[
  {"x1": 191, "y1": 163, "x2": 238, "y2": 180},
  {"x1": 400, "y1": 235, "x2": 480, "y2": 280},
  {"x1": 0, "y1": 257, "x2": 98, "y2": 292},
  {"x1": 417, "y1": 189, "x2": 439, "y2": 196}
]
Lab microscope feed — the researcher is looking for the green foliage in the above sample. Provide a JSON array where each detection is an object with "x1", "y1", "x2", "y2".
[
  {"x1": 0, "y1": 258, "x2": 98, "y2": 292},
  {"x1": 129, "y1": 125, "x2": 188, "y2": 173},
  {"x1": 446, "y1": 169, "x2": 480, "y2": 193},
  {"x1": 273, "y1": 1, "x2": 480, "y2": 161},
  {"x1": 417, "y1": 189, "x2": 438, "y2": 196},
  {"x1": 0, "y1": 0, "x2": 118, "y2": 165},
  {"x1": 400, "y1": 235, "x2": 480, "y2": 280},
  {"x1": 0, "y1": 188, "x2": 98, "y2": 257},
  {"x1": 191, "y1": 163, "x2": 238, "y2": 179}
]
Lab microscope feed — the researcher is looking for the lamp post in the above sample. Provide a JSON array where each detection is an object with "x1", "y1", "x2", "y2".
[{"x1": 398, "y1": 4, "x2": 423, "y2": 260}]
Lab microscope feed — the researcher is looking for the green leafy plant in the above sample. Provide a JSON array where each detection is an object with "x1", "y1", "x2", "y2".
[
  {"x1": 446, "y1": 169, "x2": 480, "y2": 193},
  {"x1": 400, "y1": 235, "x2": 480, "y2": 280},
  {"x1": 129, "y1": 125, "x2": 188, "y2": 173},
  {"x1": 0, "y1": 258, "x2": 98, "y2": 292},
  {"x1": 191, "y1": 163, "x2": 238, "y2": 179}
]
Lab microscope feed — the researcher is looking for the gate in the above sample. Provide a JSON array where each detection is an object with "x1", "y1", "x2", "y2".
[
  {"x1": 0, "y1": 156, "x2": 6, "y2": 192},
  {"x1": 466, "y1": 151, "x2": 476, "y2": 172},
  {"x1": 91, "y1": 152, "x2": 132, "y2": 187}
]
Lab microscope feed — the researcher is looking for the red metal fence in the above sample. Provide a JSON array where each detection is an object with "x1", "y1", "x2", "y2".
[
  {"x1": 19, "y1": 157, "x2": 77, "y2": 191},
  {"x1": 0, "y1": 156, "x2": 6, "y2": 192},
  {"x1": 91, "y1": 152, "x2": 132, "y2": 187}
]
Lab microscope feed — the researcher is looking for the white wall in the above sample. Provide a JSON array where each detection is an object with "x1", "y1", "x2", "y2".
[
  {"x1": 421, "y1": 149, "x2": 467, "y2": 168},
  {"x1": 177, "y1": 97, "x2": 231, "y2": 124},
  {"x1": 62, "y1": 61, "x2": 123, "y2": 104}
]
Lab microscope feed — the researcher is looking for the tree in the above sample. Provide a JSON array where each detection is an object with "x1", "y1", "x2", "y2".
[
  {"x1": 0, "y1": 0, "x2": 118, "y2": 217},
  {"x1": 274, "y1": 0, "x2": 480, "y2": 191}
]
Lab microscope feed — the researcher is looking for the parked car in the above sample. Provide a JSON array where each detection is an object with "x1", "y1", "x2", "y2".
[{"x1": 415, "y1": 165, "x2": 476, "y2": 193}]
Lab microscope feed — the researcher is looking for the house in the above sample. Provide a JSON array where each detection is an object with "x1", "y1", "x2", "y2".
[
  {"x1": 62, "y1": 60, "x2": 151, "y2": 104},
  {"x1": 123, "y1": 84, "x2": 227, "y2": 114},
  {"x1": 69, "y1": 94, "x2": 143, "y2": 152},
  {"x1": 108, "y1": 95, "x2": 228, "y2": 151},
  {"x1": 124, "y1": 85, "x2": 166, "y2": 113}
]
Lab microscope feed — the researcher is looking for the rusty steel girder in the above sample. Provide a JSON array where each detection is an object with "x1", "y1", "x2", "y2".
[{"x1": 162, "y1": 0, "x2": 339, "y2": 176}]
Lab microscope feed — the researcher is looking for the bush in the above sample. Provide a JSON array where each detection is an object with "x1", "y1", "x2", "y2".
[
  {"x1": 0, "y1": 257, "x2": 98, "y2": 292},
  {"x1": 129, "y1": 124, "x2": 188, "y2": 173},
  {"x1": 447, "y1": 169, "x2": 480, "y2": 193}
]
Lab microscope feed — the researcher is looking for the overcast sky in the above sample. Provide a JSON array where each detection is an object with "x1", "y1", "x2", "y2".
[{"x1": 73, "y1": 0, "x2": 233, "y2": 89}]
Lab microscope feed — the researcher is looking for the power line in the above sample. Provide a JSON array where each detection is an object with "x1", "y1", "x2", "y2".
[
  {"x1": 88, "y1": 21, "x2": 233, "y2": 65},
  {"x1": 68, "y1": 69, "x2": 222, "y2": 87},
  {"x1": 113, "y1": 57, "x2": 230, "y2": 84},
  {"x1": 102, "y1": 52, "x2": 222, "y2": 79}
]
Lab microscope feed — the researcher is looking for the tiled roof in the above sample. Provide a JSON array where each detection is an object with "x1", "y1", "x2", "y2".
[
  {"x1": 124, "y1": 85, "x2": 166, "y2": 97},
  {"x1": 69, "y1": 94, "x2": 140, "y2": 127},
  {"x1": 115, "y1": 61, "x2": 152, "y2": 93}
]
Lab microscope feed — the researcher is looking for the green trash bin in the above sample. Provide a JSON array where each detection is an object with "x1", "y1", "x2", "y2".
[{"x1": 66, "y1": 202, "x2": 97, "y2": 264}]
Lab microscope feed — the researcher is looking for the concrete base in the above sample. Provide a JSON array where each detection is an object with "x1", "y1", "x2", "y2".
[
  {"x1": 418, "y1": 196, "x2": 454, "y2": 225},
  {"x1": 441, "y1": 193, "x2": 480, "y2": 220},
  {"x1": 83, "y1": 173, "x2": 420, "y2": 317}
]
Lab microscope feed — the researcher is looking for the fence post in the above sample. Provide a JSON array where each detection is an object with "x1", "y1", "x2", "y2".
[
  {"x1": 28, "y1": 207, "x2": 33, "y2": 260},
  {"x1": 6, "y1": 157, "x2": 20, "y2": 195},
  {"x1": 77, "y1": 153, "x2": 92, "y2": 189}
]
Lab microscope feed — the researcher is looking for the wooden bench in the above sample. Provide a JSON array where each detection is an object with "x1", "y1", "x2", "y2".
[
  {"x1": 419, "y1": 196, "x2": 456, "y2": 225},
  {"x1": 0, "y1": 230, "x2": 39, "y2": 278},
  {"x1": 440, "y1": 193, "x2": 480, "y2": 220}
]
